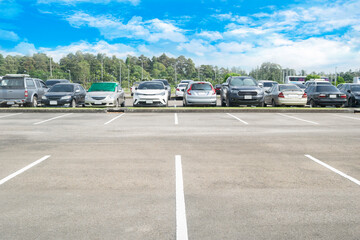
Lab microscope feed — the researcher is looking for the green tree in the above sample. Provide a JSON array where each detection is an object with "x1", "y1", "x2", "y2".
[
  {"x1": 336, "y1": 76, "x2": 345, "y2": 86},
  {"x1": 305, "y1": 74, "x2": 321, "y2": 81},
  {"x1": 223, "y1": 73, "x2": 242, "y2": 83}
]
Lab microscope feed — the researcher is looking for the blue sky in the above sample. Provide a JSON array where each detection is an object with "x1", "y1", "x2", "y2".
[{"x1": 0, "y1": 0, "x2": 359, "y2": 72}]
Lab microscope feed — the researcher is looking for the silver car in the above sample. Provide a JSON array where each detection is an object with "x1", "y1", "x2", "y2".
[
  {"x1": 263, "y1": 84, "x2": 307, "y2": 107},
  {"x1": 183, "y1": 81, "x2": 216, "y2": 107},
  {"x1": 85, "y1": 82, "x2": 125, "y2": 107}
]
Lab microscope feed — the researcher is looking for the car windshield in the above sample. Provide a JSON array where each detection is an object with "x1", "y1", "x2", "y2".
[
  {"x1": 0, "y1": 78, "x2": 25, "y2": 89},
  {"x1": 351, "y1": 85, "x2": 360, "y2": 91},
  {"x1": 294, "y1": 84, "x2": 306, "y2": 89},
  {"x1": 88, "y1": 83, "x2": 117, "y2": 92},
  {"x1": 49, "y1": 84, "x2": 74, "y2": 92},
  {"x1": 178, "y1": 84, "x2": 187, "y2": 88},
  {"x1": 46, "y1": 80, "x2": 61, "y2": 86},
  {"x1": 138, "y1": 82, "x2": 164, "y2": 90},
  {"x1": 316, "y1": 86, "x2": 339, "y2": 92},
  {"x1": 191, "y1": 83, "x2": 212, "y2": 90},
  {"x1": 230, "y1": 78, "x2": 256, "y2": 86},
  {"x1": 279, "y1": 85, "x2": 300, "y2": 91},
  {"x1": 263, "y1": 82, "x2": 274, "y2": 87},
  {"x1": 153, "y1": 80, "x2": 169, "y2": 86}
]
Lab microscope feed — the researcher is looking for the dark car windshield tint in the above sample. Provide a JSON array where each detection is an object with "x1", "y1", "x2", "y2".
[
  {"x1": 263, "y1": 82, "x2": 274, "y2": 87},
  {"x1": 351, "y1": 85, "x2": 360, "y2": 91},
  {"x1": 153, "y1": 80, "x2": 169, "y2": 86},
  {"x1": 279, "y1": 85, "x2": 300, "y2": 91},
  {"x1": 138, "y1": 82, "x2": 164, "y2": 90},
  {"x1": 0, "y1": 78, "x2": 25, "y2": 88},
  {"x1": 316, "y1": 86, "x2": 339, "y2": 92},
  {"x1": 46, "y1": 80, "x2": 61, "y2": 86},
  {"x1": 49, "y1": 84, "x2": 74, "y2": 92},
  {"x1": 191, "y1": 83, "x2": 212, "y2": 90},
  {"x1": 230, "y1": 78, "x2": 256, "y2": 86}
]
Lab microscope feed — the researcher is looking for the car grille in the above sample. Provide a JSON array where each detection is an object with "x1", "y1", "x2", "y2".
[
  {"x1": 238, "y1": 91, "x2": 257, "y2": 96},
  {"x1": 47, "y1": 96, "x2": 61, "y2": 100},
  {"x1": 92, "y1": 97, "x2": 106, "y2": 100}
]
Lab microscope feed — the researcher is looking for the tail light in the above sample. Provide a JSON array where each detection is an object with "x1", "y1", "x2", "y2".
[
  {"x1": 187, "y1": 85, "x2": 192, "y2": 95},
  {"x1": 319, "y1": 94, "x2": 326, "y2": 98},
  {"x1": 176, "y1": 88, "x2": 179, "y2": 91},
  {"x1": 211, "y1": 85, "x2": 216, "y2": 95},
  {"x1": 302, "y1": 93, "x2": 307, "y2": 98},
  {"x1": 278, "y1": 92, "x2": 284, "y2": 98},
  {"x1": 24, "y1": 90, "x2": 28, "y2": 98},
  {"x1": 340, "y1": 94, "x2": 347, "y2": 99}
]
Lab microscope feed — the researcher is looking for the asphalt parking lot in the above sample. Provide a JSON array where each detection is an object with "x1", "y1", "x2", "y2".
[{"x1": 0, "y1": 112, "x2": 359, "y2": 239}]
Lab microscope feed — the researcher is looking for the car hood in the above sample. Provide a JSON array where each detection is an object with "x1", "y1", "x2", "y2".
[
  {"x1": 230, "y1": 86, "x2": 263, "y2": 92},
  {"x1": 136, "y1": 89, "x2": 166, "y2": 94},
  {"x1": 45, "y1": 92, "x2": 73, "y2": 97},
  {"x1": 87, "y1": 91, "x2": 115, "y2": 97}
]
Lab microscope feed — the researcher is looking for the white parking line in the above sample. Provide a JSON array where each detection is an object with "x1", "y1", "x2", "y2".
[
  {"x1": 0, "y1": 155, "x2": 51, "y2": 185},
  {"x1": 175, "y1": 155, "x2": 188, "y2": 240},
  {"x1": 104, "y1": 113, "x2": 125, "y2": 125},
  {"x1": 0, "y1": 113, "x2": 23, "y2": 119},
  {"x1": 333, "y1": 114, "x2": 360, "y2": 121},
  {"x1": 278, "y1": 113, "x2": 319, "y2": 125},
  {"x1": 175, "y1": 113, "x2": 179, "y2": 125},
  {"x1": 305, "y1": 155, "x2": 360, "y2": 186},
  {"x1": 33, "y1": 113, "x2": 73, "y2": 125},
  {"x1": 226, "y1": 113, "x2": 249, "y2": 125}
]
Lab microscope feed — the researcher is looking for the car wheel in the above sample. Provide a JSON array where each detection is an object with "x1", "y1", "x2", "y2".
[
  {"x1": 309, "y1": 99, "x2": 317, "y2": 108},
  {"x1": 121, "y1": 99, "x2": 125, "y2": 107},
  {"x1": 27, "y1": 96, "x2": 38, "y2": 107},
  {"x1": 226, "y1": 97, "x2": 232, "y2": 107},
  {"x1": 71, "y1": 99, "x2": 76, "y2": 108},
  {"x1": 271, "y1": 99, "x2": 277, "y2": 107},
  {"x1": 348, "y1": 97, "x2": 354, "y2": 107},
  {"x1": 221, "y1": 97, "x2": 226, "y2": 107},
  {"x1": 261, "y1": 101, "x2": 267, "y2": 107}
]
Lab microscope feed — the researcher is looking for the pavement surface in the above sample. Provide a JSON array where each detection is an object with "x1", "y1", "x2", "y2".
[{"x1": 0, "y1": 112, "x2": 359, "y2": 239}]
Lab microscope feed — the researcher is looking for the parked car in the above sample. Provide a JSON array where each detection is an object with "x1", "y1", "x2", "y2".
[
  {"x1": 263, "y1": 84, "x2": 307, "y2": 107},
  {"x1": 133, "y1": 81, "x2": 168, "y2": 107},
  {"x1": 0, "y1": 74, "x2": 48, "y2": 107},
  {"x1": 152, "y1": 79, "x2": 171, "y2": 100},
  {"x1": 304, "y1": 79, "x2": 331, "y2": 88},
  {"x1": 338, "y1": 83, "x2": 360, "y2": 107},
  {"x1": 214, "y1": 84, "x2": 222, "y2": 95},
  {"x1": 42, "y1": 83, "x2": 86, "y2": 107},
  {"x1": 305, "y1": 84, "x2": 346, "y2": 107},
  {"x1": 180, "y1": 80, "x2": 192, "y2": 85},
  {"x1": 45, "y1": 79, "x2": 70, "y2": 88},
  {"x1": 85, "y1": 82, "x2": 125, "y2": 107},
  {"x1": 183, "y1": 81, "x2": 217, "y2": 107},
  {"x1": 130, "y1": 82, "x2": 140, "y2": 96},
  {"x1": 220, "y1": 76, "x2": 264, "y2": 107},
  {"x1": 175, "y1": 83, "x2": 189, "y2": 99},
  {"x1": 258, "y1": 80, "x2": 277, "y2": 91}
]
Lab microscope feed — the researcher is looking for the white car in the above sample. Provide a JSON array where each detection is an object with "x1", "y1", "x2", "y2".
[
  {"x1": 175, "y1": 83, "x2": 188, "y2": 99},
  {"x1": 133, "y1": 81, "x2": 168, "y2": 107}
]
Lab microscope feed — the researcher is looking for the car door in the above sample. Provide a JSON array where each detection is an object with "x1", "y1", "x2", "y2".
[
  {"x1": 264, "y1": 85, "x2": 273, "y2": 104},
  {"x1": 78, "y1": 86, "x2": 86, "y2": 104},
  {"x1": 118, "y1": 86, "x2": 125, "y2": 104},
  {"x1": 35, "y1": 80, "x2": 45, "y2": 99}
]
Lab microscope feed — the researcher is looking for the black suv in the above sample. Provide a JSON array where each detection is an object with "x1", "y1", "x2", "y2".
[
  {"x1": 220, "y1": 76, "x2": 264, "y2": 107},
  {"x1": 338, "y1": 83, "x2": 360, "y2": 107}
]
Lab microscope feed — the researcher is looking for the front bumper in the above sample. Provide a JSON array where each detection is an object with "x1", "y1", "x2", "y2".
[
  {"x1": 133, "y1": 95, "x2": 167, "y2": 107},
  {"x1": 85, "y1": 99, "x2": 116, "y2": 107},
  {"x1": 230, "y1": 93, "x2": 264, "y2": 105},
  {"x1": 43, "y1": 98, "x2": 73, "y2": 107}
]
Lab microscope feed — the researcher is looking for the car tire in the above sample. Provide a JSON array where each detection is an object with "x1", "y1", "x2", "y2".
[
  {"x1": 71, "y1": 99, "x2": 76, "y2": 108},
  {"x1": 226, "y1": 97, "x2": 232, "y2": 107},
  {"x1": 121, "y1": 99, "x2": 125, "y2": 107},
  {"x1": 261, "y1": 101, "x2": 267, "y2": 107},
  {"x1": 348, "y1": 97, "x2": 354, "y2": 107},
  {"x1": 221, "y1": 97, "x2": 226, "y2": 107},
  {"x1": 27, "y1": 96, "x2": 38, "y2": 107},
  {"x1": 309, "y1": 99, "x2": 317, "y2": 108}
]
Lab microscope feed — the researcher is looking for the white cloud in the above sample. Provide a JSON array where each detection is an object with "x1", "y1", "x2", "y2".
[
  {"x1": 66, "y1": 12, "x2": 186, "y2": 43},
  {"x1": 197, "y1": 31, "x2": 223, "y2": 41},
  {"x1": 216, "y1": 42, "x2": 253, "y2": 53},
  {"x1": 177, "y1": 39, "x2": 216, "y2": 56},
  {"x1": 0, "y1": 29, "x2": 20, "y2": 41}
]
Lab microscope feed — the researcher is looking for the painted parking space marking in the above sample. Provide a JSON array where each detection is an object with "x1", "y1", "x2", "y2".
[
  {"x1": 278, "y1": 113, "x2": 319, "y2": 125},
  {"x1": 104, "y1": 113, "x2": 125, "y2": 125},
  {"x1": 33, "y1": 113, "x2": 73, "y2": 125},
  {"x1": 333, "y1": 114, "x2": 360, "y2": 121},
  {"x1": 226, "y1": 113, "x2": 249, "y2": 125},
  {"x1": 305, "y1": 155, "x2": 360, "y2": 186},
  {"x1": 175, "y1": 155, "x2": 188, "y2": 240},
  {"x1": 0, "y1": 155, "x2": 51, "y2": 186},
  {"x1": 0, "y1": 113, "x2": 23, "y2": 119},
  {"x1": 175, "y1": 113, "x2": 179, "y2": 125}
]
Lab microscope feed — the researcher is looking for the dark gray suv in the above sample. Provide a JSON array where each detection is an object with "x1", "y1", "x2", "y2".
[
  {"x1": 0, "y1": 74, "x2": 48, "y2": 107},
  {"x1": 220, "y1": 76, "x2": 264, "y2": 107}
]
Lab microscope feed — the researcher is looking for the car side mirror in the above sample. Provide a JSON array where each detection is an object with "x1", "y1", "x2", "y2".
[
  {"x1": 135, "y1": 87, "x2": 138, "y2": 90},
  {"x1": 258, "y1": 83, "x2": 263, "y2": 88},
  {"x1": 265, "y1": 90, "x2": 270, "y2": 93},
  {"x1": 347, "y1": 90, "x2": 351, "y2": 93},
  {"x1": 181, "y1": 89, "x2": 185, "y2": 92}
]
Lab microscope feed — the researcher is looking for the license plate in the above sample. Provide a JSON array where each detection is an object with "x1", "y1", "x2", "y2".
[
  {"x1": 146, "y1": 100, "x2": 153, "y2": 104},
  {"x1": 7, "y1": 101, "x2": 14, "y2": 105},
  {"x1": 94, "y1": 101, "x2": 102, "y2": 105},
  {"x1": 329, "y1": 95, "x2": 337, "y2": 98},
  {"x1": 50, "y1": 101, "x2": 57, "y2": 105},
  {"x1": 198, "y1": 92, "x2": 206, "y2": 96},
  {"x1": 244, "y1": 95, "x2": 252, "y2": 99}
]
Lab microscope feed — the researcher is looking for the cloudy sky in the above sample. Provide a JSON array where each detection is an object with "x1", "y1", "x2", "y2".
[{"x1": 0, "y1": 0, "x2": 359, "y2": 72}]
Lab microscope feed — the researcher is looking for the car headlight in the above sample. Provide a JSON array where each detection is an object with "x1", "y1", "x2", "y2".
[
  {"x1": 42, "y1": 96, "x2": 47, "y2": 100},
  {"x1": 231, "y1": 90, "x2": 239, "y2": 94},
  {"x1": 107, "y1": 95, "x2": 115, "y2": 100},
  {"x1": 160, "y1": 92, "x2": 166, "y2": 96},
  {"x1": 85, "y1": 95, "x2": 90, "y2": 100},
  {"x1": 61, "y1": 95, "x2": 72, "y2": 100}
]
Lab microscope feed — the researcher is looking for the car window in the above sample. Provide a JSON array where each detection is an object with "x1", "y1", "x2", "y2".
[
  {"x1": 138, "y1": 82, "x2": 164, "y2": 90},
  {"x1": 263, "y1": 82, "x2": 273, "y2": 87},
  {"x1": 0, "y1": 78, "x2": 25, "y2": 88},
  {"x1": 35, "y1": 80, "x2": 41, "y2": 88},
  {"x1": 230, "y1": 78, "x2": 256, "y2": 86},
  {"x1": 49, "y1": 84, "x2": 74, "y2": 92},
  {"x1": 316, "y1": 86, "x2": 339, "y2": 92},
  {"x1": 351, "y1": 85, "x2": 360, "y2": 91},
  {"x1": 279, "y1": 85, "x2": 300, "y2": 91},
  {"x1": 26, "y1": 79, "x2": 36, "y2": 89},
  {"x1": 40, "y1": 81, "x2": 47, "y2": 88},
  {"x1": 191, "y1": 83, "x2": 212, "y2": 90}
]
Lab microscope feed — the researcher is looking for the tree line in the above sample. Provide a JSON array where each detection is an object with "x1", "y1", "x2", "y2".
[{"x1": 0, "y1": 52, "x2": 358, "y2": 88}]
